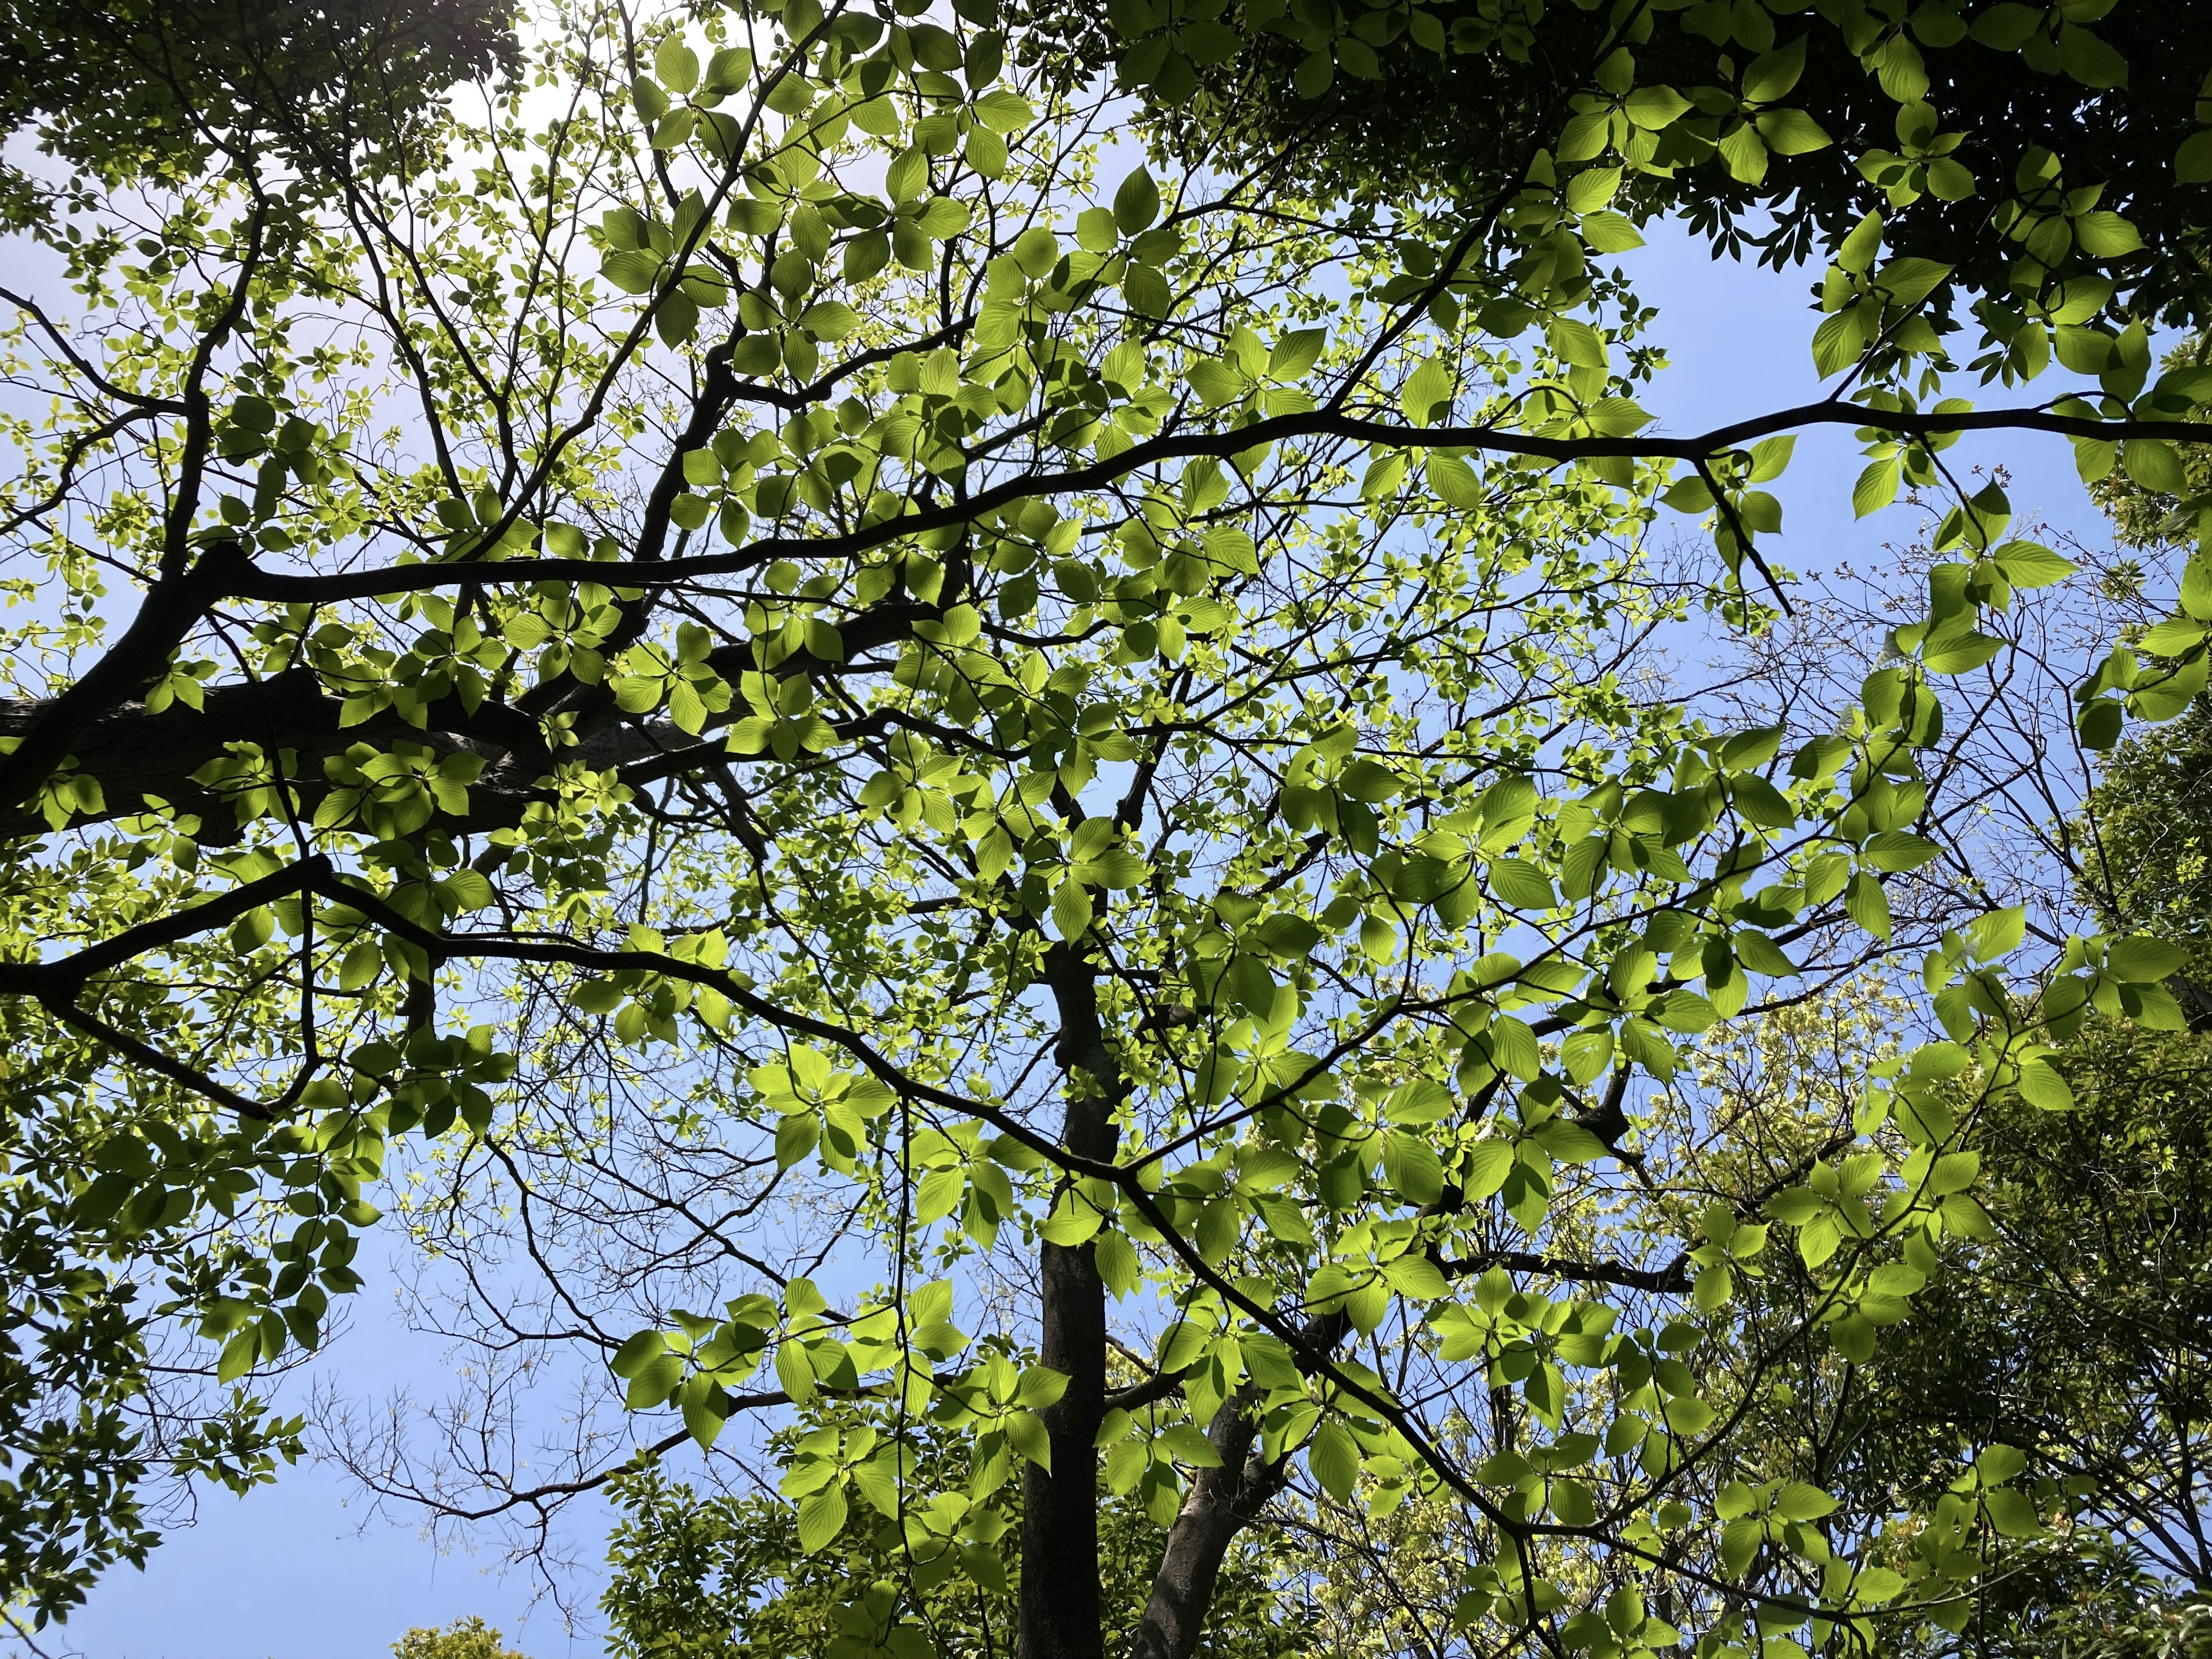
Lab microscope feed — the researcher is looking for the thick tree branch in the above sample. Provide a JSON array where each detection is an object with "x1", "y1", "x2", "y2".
[
  {"x1": 176, "y1": 398, "x2": 2212, "y2": 609},
  {"x1": 1128, "y1": 1391, "x2": 1281, "y2": 1659},
  {"x1": 0, "y1": 669, "x2": 556, "y2": 840},
  {"x1": 1130, "y1": 1309, "x2": 1351, "y2": 1659},
  {"x1": 1438, "y1": 1247, "x2": 1691, "y2": 1296}
]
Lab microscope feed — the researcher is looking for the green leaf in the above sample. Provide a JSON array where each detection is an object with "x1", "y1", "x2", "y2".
[
  {"x1": 682, "y1": 1384, "x2": 727, "y2": 1450},
  {"x1": 1926, "y1": 156, "x2": 1977, "y2": 200},
  {"x1": 1623, "y1": 86, "x2": 1691, "y2": 130},
  {"x1": 1983, "y1": 1486, "x2": 2043, "y2": 1537},
  {"x1": 1039, "y1": 1191, "x2": 1104, "y2": 1245},
  {"x1": 1580, "y1": 210, "x2": 1645, "y2": 253},
  {"x1": 798, "y1": 300, "x2": 859, "y2": 340},
  {"x1": 216, "y1": 1328, "x2": 259, "y2": 1384},
  {"x1": 623, "y1": 1353, "x2": 684, "y2": 1408},
  {"x1": 1852, "y1": 457, "x2": 1900, "y2": 518},
  {"x1": 1382, "y1": 1131, "x2": 1444, "y2": 1205},
  {"x1": 1991, "y1": 540, "x2": 2077, "y2": 588},
  {"x1": 1921, "y1": 632, "x2": 2003, "y2": 675},
  {"x1": 1075, "y1": 207, "x2": 1119, "y2": 252},
  {"x1": 1754, "y1": 108, "x2": 1831, "y2": 155},
  {"x1": 1969, "y1": 2, "x2": 2044, "y2": 48},
  {"x1": 1308, "y1": 1421, "x2": 1359, "y2": 1499},
  {"x1": 611, "y1": 1330, "x2": 667, "y2": 1378},
  {"x1": 1564, "y1": 165, "x2": 1621, "y2": 214},
  {"x1": 2057, "y1": 22, "x2": 2128, "y2": 89},
  {"x1": 2075, "y1": 211, "x2": 2143, "y2": 259},
  {"x1": 654, "y1": 37, "x2": 699, "y2": 93},
  {"x1": 1463, "y1": 1139, "x2": 1513, "y2": 1200},
  {"x1": 654, "y1": 289, "x2": 699, "y2": 347},
  {"x1": 796, "y1": 1483, "x2": 849, "y2": 1552},
  {"x1": 1488, "y1": 858, "x2": 1556, "y2": 911},
  {"x1": 601, "y1": 251, "x2": 664, "y2": 296},
  {"x1": 1270, "y1": 329, "x2": 1327, "y2": 380},
  {"x1": 702, "y1": 46, "x2": 753, "y2": 94},
  {"x1": 1650, "y1": 990, "x2": 1720, "y2": 1034},
  {"x1": 1775, "y1": 1481, "x2": 1838, "y2": 1521},
  {"x1": 1005, "y1": 1409, "x2": 1051, "y2": 1471},
  {"x1": 2132, "y1": 619, "x2": 2203, "y2": 659},
  {"x1": 1051, "y1": 879, "x2": 1094, "y2": 940},
  {"x1": 2180, "y1": 127, "x2": 2212, "y2": 185},
  {"x1": 885, "y1": 147, "x2": 929, "y2": 202},
  {"x1": 972, "y1": 89, "x2": 1033, "y2": 132},
  {"x1": 1861, "y1": 831, "x2": 1940, "y2": 873},
  {"x1": 2014, "y1": 1059, "x2": 2075, "y2": 1111},
  {"x1": 1427, "y1": 453, "x2": 1484, "y2": 510},
  {"x1": 1966, "y1": 906, "x2": 2027, "y2": 962},
  {"x1": 1533, "y1": 1119, "x2": 1611, "y2": 1164},
  {"x1": 1874, "y1": 256, "x2": 1950, "y2": 308},
  {"x1": 774, "y1": 1339, "x2": 817, "y2": 1403},
  {"x1": 1399, "y1": 358, "x2": 1455, "y2": 427},
  {"x1": 1381, "y1": 1253, "x2": 1448, "y2": 1300},
  {"x1": 1854, "y1": 1567, "x2": 1908, "y2": 1605},
  {"x1": 1113, "y1": 167, "x2": 1162, "y2": 234},
  {"x1": 1013, "y1": 225, "x2": 1060, "y2": 277},
  {"x1": 2108, "y1": 935, "x2": 2187, "y2": 982},
  {"x1": 774, "y1": 1113, "x2": 820, "y2": 1169},
  {"x1": 1741, "y1": 35, "x2": 1806, "y2": 103},
  {"x1": 2122, "y1": 438, "x2": 2188, "y2": 495},
  {"x1": 1561, "y1": 1027, "x2": 1615, "y2": 1085}
]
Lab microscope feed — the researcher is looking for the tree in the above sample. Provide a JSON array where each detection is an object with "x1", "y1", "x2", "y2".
[
  {"x1": 1033, "y1": 0, "x2": 2212, "y2": 325},
  {"x1": 0, "y1": 0, "x2": 517, "y2": 228},
  {"x1": 1587, "y1": 601, "x2": 2212, "y2": 1657},
  {"x1": 1654, "y1": 982, "x2": 2212, "y2": 1659},
  {"x1": 1862, "y1": 1018, "x2": 2212, "y2": 1635},
  {"x1": 600, "y1": 1446, "x2": 1291, "y2": 1659},
  {"x1": 3, "y1": 0, "x2": 2212, "y2": 1652},
  {"x1": 393, "y1": 1616, "x2": 531, "y2": 1659}
]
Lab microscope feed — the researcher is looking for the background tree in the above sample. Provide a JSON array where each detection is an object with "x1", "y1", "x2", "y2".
[
  {"x1": 1665, "y1": 985, "x2": 2212, "y2": 1659},
  {"x1": 1, "y1": 0, "x2": 2211, "y2": 1654},
  {"x1": 392, "y1": 1616, "x2": 531, "y2": 1659},
  {"x1": 0, "y1": 0, "x2": 517, "y2": 228},
  {"x1": 600, "y1": 1446, "x2": 1293, "y2": 1659},
  {"x1": 1019, "y1": 0, "x2": 2212, "y2": 327},
  {"x1": 2088, "y1": 333, "x2": 2212, "y2": 556}
]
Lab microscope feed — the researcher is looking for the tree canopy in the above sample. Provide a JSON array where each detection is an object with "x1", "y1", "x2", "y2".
[
  {"x1": 2, "y1": 0, "x2": 2211, "y2": 1654},
  {"x1": 393, "y1": 1617, "x2": 533, "y2": 1659},
  {"x1": 1022, "y1": 0, "x2": 2212, "y2": 324},
  {"x1": 0, "y1": 0, "x2": 516, "y2": 227}
]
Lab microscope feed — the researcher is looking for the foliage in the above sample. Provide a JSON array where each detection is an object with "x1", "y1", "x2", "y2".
[
  {"x1": 601, "y1": 1449, "x2": 1292, "y2": 1659},
  {"x1": 1029, "y1": 0, "x2": 2212, "y2": 326},
  {"x1": 392, "y1": 1615, "x2": 531, "y2": 1659},
  {"x1": 1609, "y1": 694, "x2": 2212, "y2": 1652},
  {"x1": 2079, "y1": 697, "x2": 2212, "y2": 991},
  {"x1": 0, "y1": 999, "x2": 304, "y2": 1625},
  {"x1": 1844, "y1": 1018, "x2": 2212, "y2": 1581},
  {"x1": 0, "y1": 0, "x2": 2210, "y2": 1653},
  {"x1": 1244, "y1": 975, "x2": 2212, "y2": 1659},
  {"x1": 2095, "y1": 336, "x2": 2212, "y2": 550},
  {"x1": 0, "y1": 0, "x2": 516, "y2": 228}
]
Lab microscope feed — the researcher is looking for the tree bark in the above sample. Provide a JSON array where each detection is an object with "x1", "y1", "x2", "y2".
[
  {"x1": 1128, "y1": 1310, "x2": 1350, "y2": 1659},
  {"x1": 0, "y1": 668, "x2": 554, "y2": 840},
  {"x1": 1020, "y1": 945, "x2": 1124, "y2": 1659},
  {"x1": 0, "y1": 594, "x2": 942, "y2": 842},
  {"x1": 1128, "y1": 1393, "x2": 1282, "y2": 1659}
]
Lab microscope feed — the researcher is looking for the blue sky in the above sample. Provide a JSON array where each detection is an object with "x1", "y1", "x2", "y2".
[{"x1": 21, "y1": 203, "x2": 2139, "y2": 1659}]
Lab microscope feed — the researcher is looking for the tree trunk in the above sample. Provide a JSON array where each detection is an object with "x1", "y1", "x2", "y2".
[{"x1": 1020, "y1": 945, "x2": 1123, "y2": 1659}]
